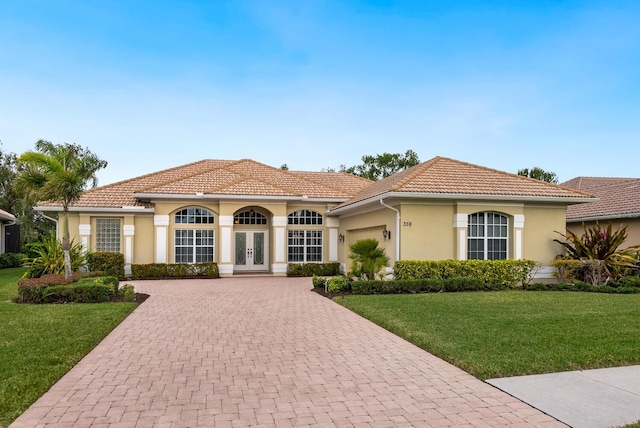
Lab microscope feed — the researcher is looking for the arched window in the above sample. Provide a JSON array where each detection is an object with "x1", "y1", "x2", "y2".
[
  {"x1": 287, "y1": 210, "x2": 323, "y2": 262},
  {"x1": 234, "y1": 210, "x2": 267, "y2": 225},
  {"x1": 174, "y1": 207, "x2": 215, "y2": 224},
  {"x1": 174, "y1": 207, "x2": 215, "y2": 263},
  {"x1": 287, "y1": 209, "x2": 323, "y2": 225},
  {"x1": 468, "y1": 212, "x2": 508, "y2": 260}
]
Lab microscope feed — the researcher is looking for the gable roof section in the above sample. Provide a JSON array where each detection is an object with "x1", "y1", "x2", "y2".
[
  {"x1": 562, "y1": 176, "x2": 640, "y2": 221},
  {"x1": 332, "y1": 157, "x2": 594, "y2": 212},
  {"x1": 38, "y1": 159, "x2": 373, "y2": 210}
]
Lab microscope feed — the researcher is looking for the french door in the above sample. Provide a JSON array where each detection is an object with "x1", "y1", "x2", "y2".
[{"x1": 234, "y1": 231, "x2": 268, "y2": 272}]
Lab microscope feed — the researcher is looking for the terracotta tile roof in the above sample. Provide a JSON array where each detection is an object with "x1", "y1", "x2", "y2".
[
  {"x1": 0, "y1": 208, "x2": 16, "y2": 221},
  {"x1": 333, "y1": 156, "x2": 594, "y2": 210},
  {"x1": 562, "y1": 177, "x2": 640, "y2": 220},
  {"x1": 39, "y1": 159, "x2": 372, "y2": 209}
]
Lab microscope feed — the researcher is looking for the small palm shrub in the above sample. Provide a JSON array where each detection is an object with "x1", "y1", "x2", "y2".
[
  {"x1": 22, "y1": 234, "x2": 85, "y2": 278},
  {"x1": 554, "y1": 222, "x2": 640, "y2": 284},
  {"x1": 348, "y1": 238, "x2": 390, "y2": 280}
]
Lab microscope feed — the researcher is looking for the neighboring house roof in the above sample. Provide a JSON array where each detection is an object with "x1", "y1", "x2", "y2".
[
  {"x1": 332, "y1": 156, "x2": 594, "y2": 212},
  {"x1": 38, "y1": 159, "x2": 373, "y2": 210},
  {"x1": 0, "y1": 208, "x2": 16, "y2": 222},
  {"x1": 562, "y1": 176, "x2": 640, "y2": 222}
]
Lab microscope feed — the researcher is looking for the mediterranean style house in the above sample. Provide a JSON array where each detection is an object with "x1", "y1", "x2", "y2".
[
  {"x1": 37, "y1": 157, "x2": 594, "y2": 277},
  {"x1": 562, "y1": 177, "x2": 640, "y2": 249},
  {"x1": 0, "y1": 208, "x2": 17, "y2": 254}
]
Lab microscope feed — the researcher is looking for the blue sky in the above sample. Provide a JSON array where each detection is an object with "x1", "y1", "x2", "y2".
[{"x1": 1, "y1": 0, "x2": 639, "y2": 185}]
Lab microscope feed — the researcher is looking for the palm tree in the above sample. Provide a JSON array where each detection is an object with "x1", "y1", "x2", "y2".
[
  {"x1": 348, "y1": 238, "x2": 390, "y2": 280},
  {"x1": 16, "y1": 140, "x2": 107, "y2": 279}
]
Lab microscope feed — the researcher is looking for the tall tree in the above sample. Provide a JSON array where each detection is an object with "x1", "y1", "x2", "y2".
[
  {"x1": 16, "y1": 140, "x2": 107, "y2": 279},
  {"x1": 517, "y1": 167, "x2": 559, "y2": 184},
  {"x1": 0, "y1": 145, "x2": 53, "y2": 246},
  {"x1": 344, "y1": 150, "x2": 420, "y2": 181}
]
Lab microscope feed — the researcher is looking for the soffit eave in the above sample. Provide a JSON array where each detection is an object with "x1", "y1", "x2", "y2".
[
  {"x1": 133, "y1": 192, "x2": 349, "y2": 203},
  {"x1": 329, "y1": 192, "x2": 597, "y2": 215},
  {"x1": 567, "y1": 212, "x2": 640, "y2": 223}
]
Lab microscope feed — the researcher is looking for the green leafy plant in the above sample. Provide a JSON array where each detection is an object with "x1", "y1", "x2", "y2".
[
  {"x1": 0, "y1": 253, "x2": 23, "y2": 269},
  {"x1": 327, "y1": 276, "x2": 350, "y2": 293},
  {"x1": 311, "y1": 275, "x2": 327, "y2": 288},
  {"x1": 21, "y1": 234, "x2": 85, "y2": 279},
  {"x1": 554, "y1": 222, "x2": 640, "y2": 283},
  {"x1": 119, "y1": 284, "x2": 136, "y2": 302},
  {"x1": 348, "y1": 238, "x2": 390, "y2": 280}
]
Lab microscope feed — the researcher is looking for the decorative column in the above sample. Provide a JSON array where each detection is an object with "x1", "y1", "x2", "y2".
[
  {"x1": 154, "y1": 215, "x2": 169, "y2": 263},
  {"x1": 218, "y1": 215, "x2": 234, "y2": 276},
  {"x1": 326, "y1": 217, "x2": 339, "y2": 262},
  {"x1": 78, "y1": 223, "x2": 91, "y2": 253},
  {"x1": 272, "y1": 216, "x2": 287, "y2": 275},
  {"x1": 123, "y1": 225, "x2": 135, "y2": 276},
  {"x1": 513, "y1": 214, "x2": 525, "y2": 260},
  {"x1": 453, "y1": 213, "x2": 468, "y2": 260}
]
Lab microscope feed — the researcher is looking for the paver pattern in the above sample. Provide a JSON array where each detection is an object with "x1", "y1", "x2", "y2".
[{"x1": 11, "y1": 277, "x2": 565, "y2": 427}]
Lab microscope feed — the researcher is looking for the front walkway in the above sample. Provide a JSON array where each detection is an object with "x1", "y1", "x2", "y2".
[{"x1": 11, "y1": 278, "x2": 564, "y2": 427}]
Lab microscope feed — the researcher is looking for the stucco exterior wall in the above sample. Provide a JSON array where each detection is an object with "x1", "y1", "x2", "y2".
[
  {"x1": 522, "y1": 205, "x2": 567, "y2": 263},
  {"x1": 400, "y1": 202, "x2": 456, "y2": 260}
]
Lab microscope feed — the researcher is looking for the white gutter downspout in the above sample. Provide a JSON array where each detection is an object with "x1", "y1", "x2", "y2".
[
  {"x1": 41, "y1": 213, "x2": 60, "y2": 238},
  {"x1": 380, "y1": 199, "x2": 400, "y2": 262}
]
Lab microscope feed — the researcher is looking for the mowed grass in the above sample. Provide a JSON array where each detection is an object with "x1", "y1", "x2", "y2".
[
  {"x1": 0, "y1": 268, "x2": 137, "y2": 428},
  {"x1": 336, "y1": 291, "x2": 640, "y2": 380}
]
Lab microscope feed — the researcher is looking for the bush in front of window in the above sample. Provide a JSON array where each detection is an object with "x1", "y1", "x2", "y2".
[
  {"x1": 393, "y1": 259, "x2": 537, "y2": 288},
  {"x1": 130, "y1": 262, "x2": 219, "y2": 279},
  {"x1": 286, "y1": 262, "x2": 340, "y2": 277},
  {"x1": 86, "y1": 252, "x2": 125, "y2": 279}
]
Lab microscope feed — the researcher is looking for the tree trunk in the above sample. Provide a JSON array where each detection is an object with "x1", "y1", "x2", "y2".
[{"x1": 62, "y1": 210, "x2": 72, "y2": 280}]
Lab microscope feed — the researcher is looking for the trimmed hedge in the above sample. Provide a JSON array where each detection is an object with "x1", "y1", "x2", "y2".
[
  {"x1": 16, "y1": 275, "x2": 117, "y2": 303},
  {"x1": 350, "y1": 277, "x2": 505, "y2": 294},
  {"x1": 130, "y1": 262, "x2": 219, "y2": 279},
  {"x1": 528, "y1": 276, "x2": 640, "y2": 294},
  {"x1": 0, "y1": 253, "x2": 23, "y2": 269},
  {"x1": 394, "y1": 259, "x2": 537, "y2": 288},
  {"x1": 287, "y1": 262, "x2": 340, "y2": 277},
  {"x1": 42, "y1": 282, "x2": 113, "y2": 303},
  {"x1": 86, "y1": 252, "x2": 125, "y2": 279}
]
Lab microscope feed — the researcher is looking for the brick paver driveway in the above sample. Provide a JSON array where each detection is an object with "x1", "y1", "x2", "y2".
[{"x1": 11, "y1": 277, "x2": 564, "y2": 427}]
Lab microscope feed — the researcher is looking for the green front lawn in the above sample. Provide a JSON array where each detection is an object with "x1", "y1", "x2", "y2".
[
  {"x1": 0, "y1": 268, "x2": 137, "y2": 428},
  {"x1": 337, "y1": 291, "x2": 640, "y2": 380}
]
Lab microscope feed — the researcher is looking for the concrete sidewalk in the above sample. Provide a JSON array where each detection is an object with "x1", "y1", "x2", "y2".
[
  {"x1": 488, "y1": 365, "x2": 640, "y2": 428},
  {"x1": 11, "y1": 277, "x2": 563, "y2": 427}
]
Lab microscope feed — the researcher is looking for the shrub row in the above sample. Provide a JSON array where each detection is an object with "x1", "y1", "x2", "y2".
[
  {"x1": 0, "y1": 253, "x2": 23, "y2": 269},
  {"x1": 130, "y1": 263, "x2": 219, "y2": 279},
  {"x1": 527, "y1": 278, "x2": 640, "y2": 294},
  {"x1": 86, "y1": 252, "x2": 125, "y2": 279},
  {"x1": 394, "y1": 259, "x2": 537, "y2": 288},
  {"x1": 287, "y1": 262, "x2": 340, "y2": 277},
  {"x1": 350, "y1": 277, "x2": 505, "y2": 294},
  {"x1": 16, "y1": 275, "x2": 120, "y2": 303}
]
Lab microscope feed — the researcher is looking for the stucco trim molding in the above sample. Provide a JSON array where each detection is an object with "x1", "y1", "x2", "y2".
[
  {"x1": 154, "y1": 215, "x2": 170, "y2": 226},
  {"x1": 79, "y1": 224, "x2": 91, "y2": 236},
  {"x1": 453, "y1": 213, "x2": 468, "y2": 228}
]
